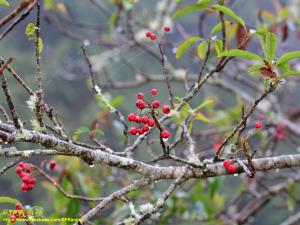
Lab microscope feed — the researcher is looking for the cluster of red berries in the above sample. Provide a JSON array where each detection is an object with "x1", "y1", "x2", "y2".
[
  {"x1": 9, "y1": 204, "x2": 25, "y2": 222},
  {"x1": 15, "y1": 162, "x2": 36, "y2": 191},
  {"x1": 223, "y1": 160, "x2": 237, "y2": 174},
  {"x1": 145, "y1": 26, "x2": 171, "y2": 41},
  {"x1": 128, "y1": 89, "x2": 170, "y2": 139}
]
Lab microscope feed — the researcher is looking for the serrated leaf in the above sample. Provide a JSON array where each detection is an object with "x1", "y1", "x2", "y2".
[
  {"x1": 218, "y1": 49, "x2": 263, "y2": 61},
  {"x1": 176, "y1": 36, "x2": 202, "y2": 59},
  {"x1": 172, "y1": 4, "x2": 208, "y2": 19},
  {"x1": 276, "y1": 51, "x2": 300, "y2": 67},
  {"x1": 280, "y1": 71, "x2": 300, "y2": 78},
  {"x1": 0, "y1": 0, "x2": 9, "y2": 7},
  {"x1": 0, "y1": 196, "x2": 19, "y2": 204},
  {"x1": 196, "y1": 41, "x2": 208, "y2": 59},
  {"x1": 214, "y1": 39, "x2": 223, "y2": 56},
  {"x1": 211, "y1": 4, "x2": 245, "y2": 27},
  {"x1": 211, "y1": 20, "x2": 233, "y2": 34},
  {"x1": 261, "y1": 32, "x2": 276, "y2": 62}
]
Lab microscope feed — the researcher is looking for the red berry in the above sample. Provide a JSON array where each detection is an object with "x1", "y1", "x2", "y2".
[
  {"x1": 128, "y1": 113, "x2": 136, "y2": 122},
  {"x1": 22, "y1": 175, "x2": 31, "y2": 184},
  {"x1": 137, "y1": 92, "x2": 144, "y2": 99},
  {"x1": 161, "y1": 130, "x2": 170, "y2": 139},
  {"x1": 162, "y1": 105, "x2": 171, "y2": 114},
  {"x1": 146, "y1": 31, "x2": 151, "y2": 37},
  {"x1": 137, "y1": 117, "x2": 143, "y2": 123},
  {"x1": 21, "y1": 183, "x2": 29, "y2": 191},
  {"x1": 151, "y1": 89, "x2": 158, "y2": 95},
  {"x1": 164, "y1": 26, "x2": 171, "y2": 32},
  {"x1": 150, "y1": 34, "x2": 156, "y2": 41},
  {"x1": 15, "y1": 167, "x2": 22, "y2": 174},
  {"x1": 18, "y1": 162, "x2": 24, "y2": 168},
  {"x1": 151, "y1": 100, "x2": 160, "y2": 109},
  {"x1": 137, "y1": 129, "x2": 144, "y2": 135},
  {"x1": 28, "y1": 178, "x2": 36, "y2": 185},
  {"x1": 148, "y1": 119, "x2": 155, "y2": 127},
  {"x1": 228, "y1": 165, "x2": 237, "y2": 174},
  {"x1": 136, "y1": 100, "x2": 145, "y2": 109},
  {"x1": 49, "y1": 160, "x2": 56, "y2": 170},
  {"x1": 142, "y1": 116, "x2": 149, "y2": 124},
  {"x1": 130, "y1": 128, "x2": 138, "y2": 135},
  {"x1": 15, "y1": 204, "x2": 23, "y2": 210},
  {"x1": 27, "y1": 184, "x2": 34, "y2": 190},
  {"x1": 142, "y1": 125, "x2": 149, "y2": 132},
  {"x1": 255, "y1": 121, "x2": 262, "y2": 129},
  {"x1": 223, "y1": 160, "x2": 231, "y2": 168}
]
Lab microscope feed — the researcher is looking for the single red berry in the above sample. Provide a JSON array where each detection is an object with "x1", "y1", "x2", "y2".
[
  {"x1": 15, "y1": 167, "x2": 22, "y2": 174},
  {"x1": 137, "y1": 92, "x2": 144, "y2": 99},
  {"x1": 223, "y1": 160, "x2": 231, "y2": 168},
  {"x1": 228, "y1": 165, "x2": 237, "y2": 174},
  {"x1": 22, "y1": 175, "x2": 31, "y2": 184},
  {"x1": 130, "y1": 128, "x2": 138, "y2": 135},
  {"x1": 136, "y1": 100, "x2": 145, "y2": 109},
  {"x1": 255, "y1": 121, "x2": 262, "y2": 129},
  {"x1": 146, "y1": 31, "x2": 151, "y2": 37},
  {"x1": 137, "y1": 129, "x2": 144, "y2": 135},
  {"x1": 148, "y1": 119, "x2": 155, "y2": 127},
  {"x1": 23, "y1": 164, "x2": 32, "y2": 172},
  {"x1": 128, "y1": 113, "x2": 136, "y2": 122},
  {"x1": 151, "y1": 100, "x2": 160, "y2": 109},
  {"x1": 164, "y1": 26, "x2": 171, "y2": 32},
  {"x1": 49, "y1": 160, "x2": 56, "y2": 170},
  {"x1": 18, "y1": 172, "x2": 25, "y2": 178},
  {"x1": 161, "y1": 130, "x2": 170, "y2": 139},
  {"x1": 21, "y1": 183, "x2": 29, "y2": 191},
  {"x1": 10, "y1": 215, "x2": 16, "y2": 222},
  {"x1": 142, "y1": 116, "x2": 149, "y2": 124},
  {"x1": 27, "y1": 184, "x2": 34, "y2": 190},
  {"x1": 142, "y1": 125, "x2": 149, "y2": 132},
  {"x1": 151, "y1": 89, "x2": 158, "y2": 95},
  {"x1": 137, "y1": 117, "x2": 143, "y2": 123},
  {"x1": 135, "y1": 116, "x2": 140, "y2": 123},
  {"x1": 28, "y1": 178, "x2": 36, "y2": 185},
  {"x1": 15, "y1": 204, "x2": 23, "y2": 210},
  {"x1": 162, "y1": 105, "x2": 171, "y2": 114},
  {"x1": 18, "y1": 162, "x2": 24, "y2": 168},
  {"x1": 150, "y1": 34, "x2": 156, "y2": 41}
]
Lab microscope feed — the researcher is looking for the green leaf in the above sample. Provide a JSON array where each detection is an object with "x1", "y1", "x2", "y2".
[
  {"x1": 108, "y1": 12, "x2": 118, "y2": 29},
  {"x1": 194, "y1": 113, "x2": 211, "y2": 123},
  {"x1": 44, "y1": 0, "x2": 53, "y2": 9},
  {"x1": 198, "y1": 0, "x2": 214, "y2": 4},
  {"x1": 176, "y1": 36, "x2": 202, "y2": 59},
  {"x1": 0, "y1": 0, "x2": 9, "y2": 7},
  {"x1": 261, "y1": 32, "x2": 276, "y2": 62},
  {"x1": 72, "y1": 127, "x2": 90, "y2": 141},
  {"x1": 25, "y1": 23, "x2": 37, "y2": 39},
  {"x1": 276, "y1": 51, "x2": 300, "y2": 67},
  {"x1": 209, "y1": 177, "x2": 222, "y2": 198},
  {"x1": 196, "y1": 41, "x2": 208, "y2": 59},
  {"x1": 172, "y1": 4, "x2": 208, "y2": 19},
  {"x1": 277, "y1": 61, "x2": 290, "y2": 72},
  {"x1": 218, "y1": 49, "x2": 264, "y2": 61},
  {"x1": 38, "y1": 37, "x2": 43, "y2": 54},
  {"x1": 211, "y1": 20, "x2": 232, "y2": 34},
  {"x1": 280, "y1": 71, "x2": 300, "y2": 79},
  {"x1": 214, "y1": 39, "x2": 223, "y2": 56},
  {"x1": 212, "y1": 4, "x2": 245, "y2": 27},
  {"x1": 247, "y1": 64, "x2": 264, "y2": 74},
  {"x1": 193, "y1": 99, "x2": 214, "y2": 112},
  {"x1": 0, "y1": 196, "x2": 19, "y2": 204}
]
